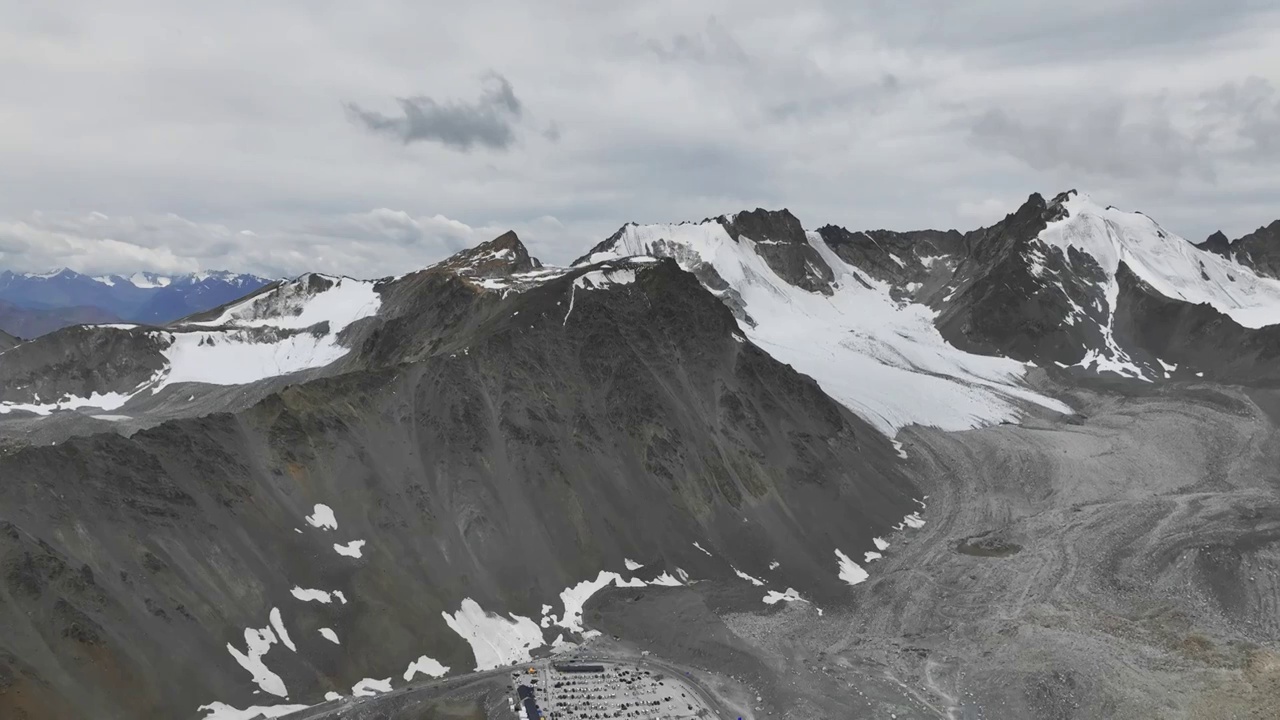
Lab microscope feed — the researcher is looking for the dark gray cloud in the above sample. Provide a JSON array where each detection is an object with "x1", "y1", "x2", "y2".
[
  {"x1": 968, "y1": 76, "x2": 1280, "y2": 182},
  {"x1": 1201, "y1": 77, "x2": 1280, "y2": 159},
  {"x1": 344, "y1": 73, "x2": 525, "y2": 151},
  {"x1": 968, "y1": 102, "x2": 1213, "y2": 180}
]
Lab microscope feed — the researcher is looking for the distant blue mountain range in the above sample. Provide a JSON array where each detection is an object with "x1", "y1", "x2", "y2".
[{"x1": 0, "y1": 269, "x2": 273, "y2": 337}]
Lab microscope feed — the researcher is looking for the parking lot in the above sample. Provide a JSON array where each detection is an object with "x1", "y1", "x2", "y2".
[{"x1": 508, "y1": 658, "x2": 716, "y2": 719}]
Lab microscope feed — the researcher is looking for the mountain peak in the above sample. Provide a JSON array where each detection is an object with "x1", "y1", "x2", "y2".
[
  {"x1": 436, "y1": 230, "x2": 541, "y2": 280},
  {"x1": 717, "y1": 208, "x2": 805, "y2": 245},
  {"x1": 1199, "y1": 230, "x2": 1231, "y2": 254}
]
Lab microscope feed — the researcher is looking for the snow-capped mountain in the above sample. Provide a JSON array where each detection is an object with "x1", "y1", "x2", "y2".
[
  {"x1": 0, "y1": 273, "x2": 380, "y2": 415},
  {"x1": 578, "y1": 208, "x2": 1071, "y2": 434},
  {"x1": 914, "y1": 190, "x2": 1280, "y2": 382},
  {"x1": 3, "y1": 195, "x2": 1280, "y2": 719},
  {"x1": 0, "y1": 230, "x2": 917, "y2": 719},
  {"x1": 0, "y1": 268, "x2": 273, "y2": 336},
  {"x1": 1196, "y1": 219, "x2": 1280, "y2": 280}
]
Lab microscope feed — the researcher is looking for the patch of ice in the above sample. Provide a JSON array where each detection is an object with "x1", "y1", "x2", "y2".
[
  {"x1": 226, "y1": 625, "x2": 288, "y2": 697},
  {"x1": 442, "y1": 599, "x2": 546, "y2": 671},
  {"x1": 763, "y1": 588, "x2": 807, "y2": 605},
  {"x1": 290, "y1": 587, "x2": 333, "y2": 604},
  {"x1": 351, "y1": 678, "x2": 392, "y2": 697},
  {"x1": 155, "y1": 329, "x2": 354, "y2": 388},
  {"x1": 864, "y1": 551, "x2": 883, "y2": 562},
  {"x1": 675, "y1": 567, "x2": 690, "y2": 583},
  {"x1": 318, "y1": 628, "x2": 339, "y2": 644},
  {"x1": 891, "y1": 440, "x2": 908, "y2": 459},
  {"x1": 0, "y1": 389, "x2": 137, "y2": 416},
  {"x1": 403, "y1": 655, "x2": 451, "y2": 681},
  {"x1": 768, "y1": 561, "x2": 780, "y2": 570},
  {"x1": 194, "y1": 276, "x2": 379, "y2": 331},
  {"x1": 333, "y1": 540, "x2": 365, "y2": 558},
  {"x1": 731, "y1": 566, "x2": 766, "y2": 586},
  {"x1": 1157, "y1": 358, "x2": 1178, "y2": 373},
  {"x1": 835, "y1": 549, "x2": 869, "y2": 587},
  {"x1": 305, "y1": 504, "x2": 337, "y2": 530},
  {"x1": 873, "y1": 537, "x2": 890, "y2": 551},
  {"x1": 197, "y1": 702, "x2": 309, "y2": 720},
  {"x1": 333, "y1": 590, "x2": 347, "y2": 604},
  {"x1": 323, "y1": 692, "x2": 342, "y2": 702},
  {"x1": 554, "y1": 570, "x2": 622, "y2": 633},
  {"x1": 888, "y1": 253, "x2": 906, "y2": 268},
  {"x1": 268, "y1": 608, "x2": 295, "y2": 652},
  {"x1": 624, "y1": 558, "x2": 644, "y2": 571},
  {"x1": 692, "y1": 542, "x2": 713, "y2": 557},
  {"x1": 649, "y1": 572, "x2": 682, "y2": 587},
  {"x1": 574, "y1": 267, "x2": 637, "y2": 291}
]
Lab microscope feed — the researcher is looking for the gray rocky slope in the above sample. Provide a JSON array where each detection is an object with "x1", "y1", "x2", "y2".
[{"x1": 0, "y1": 233, "x2": 915, "y2": 719}]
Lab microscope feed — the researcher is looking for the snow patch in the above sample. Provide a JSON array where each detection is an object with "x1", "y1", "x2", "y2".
[
  {"x1": 318, "y1": 628, "x2": 340, "y2": 644},
  {"x1": 403, "y1": 655, "x2": 451, "y2": 681},
  {"x1": 197, "y1": 702, "x2": 309, "y2": 720},
  {"x1": 835, "y1": 549, "x2": 869, "y2": 587},
  {"x1": 873, "y1": 537, "x2": 890, "y2": 551},
  {"x1": 732, "y1": 566, "x2": 766, "y2": 586},
  {"x1": 333, "y1": 540, "x2": 365, "y2": 558},
  {"x1": 226, "y1": 625, "x2": 288, "y2": 697},
  {"x1": 442, "y1": 599, "x2": 546, "y2": 671},
  {"x1": 624, "y1": 558, "x2": 644, "y2": 571},
  {"x1": 305, "y1": 504, "x2": 337, "y2": 530},
  {"x1": 351, "y1": 678, "x2": 392, "y2": 697},
  {"x1": 290, "y1": 587, "x2": 333, "y2": 604},
  {"x1": 763, "y1": 588, "x2": 807, "y2": 605},
  {"x1": 268, "y1": 608, "x2": 295, "y2": 653},
  {"x1": 692, "y1": 542, "x2": 713, "y2": 557}
]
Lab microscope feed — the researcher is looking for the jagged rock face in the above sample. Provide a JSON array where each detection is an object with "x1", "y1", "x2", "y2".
[
  {"x1": 0, "y1": 326, "x2": 169, "y2": 403},
  {"x1": 932, "y1": 192, "x2": 1099, "y2": 365},
  {"x1": 0, "y1": 241, "x2": 915, "y2": 719},
  {"x1": 1198, "y1": 221, "x2": 1280, "y2": 280},
  {"x1": 434, "y1": 230, "x2": 541, "y2": 279},
  {"x1": 1111, "y1": 263, "x2": 1280, "y2": 383},
  {"x1": 915, "y1": 191, "x2": 1280, "y2": 382},
  {"x1": 817, "y1": 225, "x2": 966, "y2": 302},
  {"x1": 720, "y1": 209, "x2": 835, "y2": 294}
]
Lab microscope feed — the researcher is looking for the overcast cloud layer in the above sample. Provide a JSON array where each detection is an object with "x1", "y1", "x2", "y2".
[{"x1": 1, "y1": 0, "x2": 1278, "y2": 278}]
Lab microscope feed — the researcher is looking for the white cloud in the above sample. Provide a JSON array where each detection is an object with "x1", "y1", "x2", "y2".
[
  {"x1": 0, "y1": 209, "x2": 574, "y2": 278},
  {"x1": 0, "y1": 0, "x2": 1277, "y2": 274}
]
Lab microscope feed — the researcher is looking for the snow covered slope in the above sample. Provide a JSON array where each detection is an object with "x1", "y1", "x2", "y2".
[
  {"x1": 0, "y1": 274, "x2": 380, "y2": 416},
  {"x1": 582, "y1": 216, "x2": 1071, "y2": 435},
  {"x1": 1039, "y1": 193, "x2": 1280, "y2": 330}
]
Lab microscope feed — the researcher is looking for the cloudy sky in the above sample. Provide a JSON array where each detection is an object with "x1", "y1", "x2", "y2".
[{"x1": 2, "y1": 0, "x2": 1279, "y2": 278}]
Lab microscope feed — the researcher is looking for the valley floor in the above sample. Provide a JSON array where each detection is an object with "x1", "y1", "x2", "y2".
[{"x1": 569, "y1": 381, "x2": 1280, "y2": 719}]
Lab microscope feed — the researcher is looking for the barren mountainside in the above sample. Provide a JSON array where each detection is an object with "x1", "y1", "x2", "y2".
[{"x1": 1, "y1": 193, "x2": 1279, "y2": 719}]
